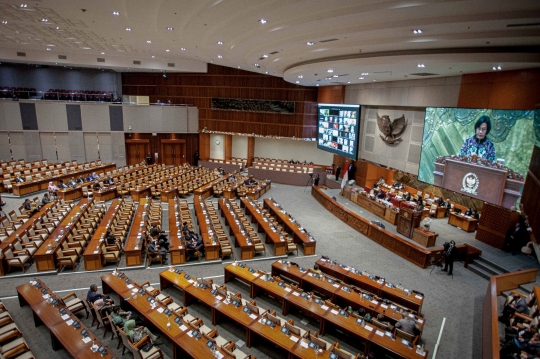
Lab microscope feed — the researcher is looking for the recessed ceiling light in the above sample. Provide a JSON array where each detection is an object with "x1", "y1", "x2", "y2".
[
  {"x1": 41, "y1": 18, "x2": 48, "y2": 22},
  {"x1": 218, "y1": 55, "x2": 223, "y2": 58},
  {"x1": 180, "y1": 47, "x2": 186, "y2": 51},
  {"x1": 238, "y1": 66, "x2": 241, "y2": 68},
  {"x1": 262, "y1": 54, "x2": 268, "y2": 58},
  {"x1": 359, "y1": 77, "x2": 364, "y2": 80},
  {"x1": 165, "y1": 49, "x2": 170, "y2": 52},
  {"x1": 146, "y1": 40, "x2": 151, "y2": 44},
  {"x1": 1, "y1": 21, "x2": 7, "y2": 24},
  {"x1": 125, "y1": 28, "x2": 132, "y2": 31},
  {"x1": 101, "y1": 52, "x2": 105, "y2": 54},
  {"x1": 217, "y1": 41, "x2": 223, "y2": 45},
  {"x1": 259, "y1": 19, "x2": 267, "y2": 24},
  {"x1": 361, "y1": 72, "x2": 368, "y2": 75},
  {"x1": 82, "y1": 47, "x2": 91, "y2": 50},
  {"x1": 493, "y1": 66, "x2": 502, "y2": 70},
  {"x1": 316, "y1": 84, "x2": 319, "y2": 86},
  {"x1": 112, "y1": 11, "x2": 119, "y2": 15},
  {"x1": 151, "y1": 55, "x2": 155, "y2": 58},
  {"x1": 413, "y1": 29, "x2": 423, "y2": 34},
  {"x1": 20, "y1": 4, "x2": 27, "y2": 8},
  {"x1": 295, "y1": 81, "x2": 299, "y2": 84},
  {"x1": 307, "y1": 42, "x2": 314, "y2": 46},
  {"x1": 167, "y1": 27, "x2": 174, "y2": 31},
  {"x1": 298, "y1": 75, "x2": 303, "y2": 78},
  {"x1": 265, "y1": 71, "x2": 268, "y2": 74},
  {"x1": 333, "y1": 75, "x2": 338, "y2": 78},
  {"x1": 55, "y1": 26, "x2": 60, "y2": 30},
  {"x1": 417, "y1": 63, "x2": 425, "y2": 68},
  {"x1": 373, "y1": 80, "x2": 376, "y2": 82},
  {"x1": 46, "y1": 48, "x2": 51, "y2": 51},
  {"x1": 254, "y1": 63, "x2": 259, "y2": 66},
  {"x1": 327, "y1": 69, "x2": 333, "y2": 73},
  {"x1": 347, "y1": 81, "x2": 351, "y2": 84}
]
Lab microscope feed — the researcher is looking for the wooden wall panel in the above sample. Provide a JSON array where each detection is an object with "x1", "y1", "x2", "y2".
[
  {"x1": 122, "y1": 64, "x2": 319, "y2": 138},
  {"x1": 458, "y1": 69, "x2": 540, "y2": 110},
  {"x1": 224, "y1": 135, "x2": 232, "y2": 160},
  {"x1": 199, "y1": 133, "x2": 210, "y2": 161},
  {"x1": 317, "y1": 85, "x2": 345, "y2": 104},
  {"x1": 123, "y1": 133, "x2": 199, "y2": 166},
  {"x1": 476, "y1": 202, "x2": 520, "y2": 249}
]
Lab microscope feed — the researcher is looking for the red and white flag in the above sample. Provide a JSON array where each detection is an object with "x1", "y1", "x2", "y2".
[{"x1": 341, "y1": 162, "x2": 349, "y2": 189}]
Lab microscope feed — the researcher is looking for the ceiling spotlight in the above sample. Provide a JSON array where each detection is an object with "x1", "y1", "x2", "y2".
[
  {"x1": 316, "y1": 84, "x2": 319, "y2": 86},
  {"x1": 163, "y1": 72, "x2": 168, "y2": 79},
  {"x1": 125, "y1": 28, "x2": 132, "y2": 31},
  {"x1": 238, "y1": 66, "x2": 241, "y2": 68},
  {"x1": 333, "y1": 75, "x2": 338, "y2": 78},
  {"x1": 361, "y1": 72, "x2": 368, "y2": 75},
  {"x1": 259, "y1": 19, "x2": 267, "y2": 24},
  {"x1": 180, "y1": 47, "x2": 186, "y2": 51},
  {"x1": 327, "y1": 69, "x2": 333, "y2": 73},
  {"x1": 359, "y1": 77, "x2": 364, "y2": 80},
  {"x1": 373, "y1": 80, "x2": 377, "y2": 82},
  {"x1": 262, "y1": 54, "x2": 268, "y2": 58},
  {"x1": 218, "y1": 55, "x2": 223, "y2": 58},
  {"x1": 307, "y1": 41, "x2": 314, "y2": 46},
  {"x1": 298, "y1": 75, "x2": 303, "y2": 78},
  {"x1": 493, "y1": 66, "x2": 502, "y2": 70},
  {"x1": 41, "y1": 18, "x2": 48, "y2": 22},
  {"x1": 498, "y1": 66, "x2": 502, "y2": 70},
  {"x1": 56, "y1": 26, "x2": 60, "y2": 30},
  {"x1": 1, "y1": 21, "x2": 7, "y2": 24},
  {"x1": 295, "y1": 81, "x2": 299, "y2": 84},
  {"x1": 101, "y1": 52, "x2": 105, "y2": 54},
  {"x1": 417, "y1": 64, "x2": 425, "y2": 67},
  {"x1": 254, "y1": 63, "x2": 259, "y2": 66},
  {"x1": 265, "y1": 71, "x2": 268, "y2": 74},
  {"x1": 151, "y1": 55, "x2": 155, "y2": 58},
  {"x1": 46, "y1": 48, "x2": 51, "y2": 51},
  {"x1": 167, "y1": 27, "x2": 174, "y2": 30},
  {"x1": 146, "y1": 40, "x2": 151, "y2": 43},
  {"x1": 347, "y1": 81, "x2": 351, "y2": 84},
  {"x1": 165, "y1": 49, "x2": 170, "y2": 52},
  {"x1": 413, "y1": 29, "x2": 423, "y2": 34},
  {"x1": 217, "y1": 41, "x2": 223, "y2": 45},
  {"x1": 20, "y1": 4, "x2": 27, "y2": 8},
  {"x1": 112, "y1": 11, "x2": 119, "y2": 15}
]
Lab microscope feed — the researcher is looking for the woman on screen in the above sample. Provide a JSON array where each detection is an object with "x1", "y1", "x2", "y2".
[{"x1": 459, "y1": 115, "x2": 496, "y2": 162}]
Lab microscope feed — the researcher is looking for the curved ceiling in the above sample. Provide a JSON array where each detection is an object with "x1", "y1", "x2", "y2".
[{"x1": 0, "y1": 0, "x2": 539, "y2": 85}]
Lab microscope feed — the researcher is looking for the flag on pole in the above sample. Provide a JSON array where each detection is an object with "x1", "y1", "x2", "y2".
[{"x1": 341, "y1": 162, "x2": 349, "y2": 189}]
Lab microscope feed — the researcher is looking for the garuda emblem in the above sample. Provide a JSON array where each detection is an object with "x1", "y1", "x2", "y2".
[{"x1": 377, "y1": 114, "x2": 407, "y2": 145}]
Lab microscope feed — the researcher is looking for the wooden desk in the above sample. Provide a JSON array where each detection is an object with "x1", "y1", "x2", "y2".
[
  {"x1": 412, "y1": 228, "x2": 438, "y2": 248},
  {"x1": 34, "y1": 199, "x2": 91, "y2": 272},
  {"x1": 57, "y1": 185, "x2": 84, "y2": 201},
  {"x1": 263, "y1": 198, "x2": 317, "y2": 255},
  {"x1": 123, "y1": 198, "x2": 146, "y2": 266},
  {"x1": 218, "y1": 198, "x2": 255, "y2": 260},
  {"x1": 448, "y1": 212, "x2": 478, "y2": 232},
  {"x1": 93, "y1": 186, "x2": 117, "y2": 202},
  {"x1": 192, "y1": 196, "x2": 221, "y2": 261},
  {"x1": 168, "y1": 199, "x2": 187, "y2": 264},
  {"x1": 242, "y1": 197, "x2": 287, "y2": 256},
  {"x1": 17, "y1": 280, "x2": 117, "y2": 358}
]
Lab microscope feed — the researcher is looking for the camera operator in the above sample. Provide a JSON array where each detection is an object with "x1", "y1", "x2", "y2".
[{"x1": 442, "y1": 240, "x2": 457, "y2": 276}]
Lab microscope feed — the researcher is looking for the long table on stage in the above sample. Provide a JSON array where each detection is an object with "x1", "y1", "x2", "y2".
[
  {"x1": 448, "y1": 212, "x2": 478, "y2": 232},
  {"x1": 17, "y1": 280, "x2": 117, "y2": 358},
  {"x1": 249, "y1": 166, "x2": 323, "y2": 186}
]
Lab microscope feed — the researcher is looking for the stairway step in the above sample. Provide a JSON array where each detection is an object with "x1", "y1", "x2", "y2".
[
  {"x1": 467, "y1": 263, "x2": 492, "y2": 280},
  {"x1": 476, "y1": 256, "x2": 510, "y2": 274},
  {"x1": 471, "y1": 260, "x2": 504, "y2": 276}
]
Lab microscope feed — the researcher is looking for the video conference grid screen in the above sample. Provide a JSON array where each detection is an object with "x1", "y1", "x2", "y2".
[
  {"x1": 317, "y1": 103, "x2": 360, "y2": 160},
  {"x1": 418, "y1": 107, "x2": 535, "y2": 208}
]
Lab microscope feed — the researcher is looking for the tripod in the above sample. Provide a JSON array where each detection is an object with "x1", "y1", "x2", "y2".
[{"x1": 304, "y1": 174, "x2": 314, "y2": 191}]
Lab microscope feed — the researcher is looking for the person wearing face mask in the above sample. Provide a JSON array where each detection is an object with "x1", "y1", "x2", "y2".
[{"x1": 459, "y1": 115, "x2": 496, "y2": 162}]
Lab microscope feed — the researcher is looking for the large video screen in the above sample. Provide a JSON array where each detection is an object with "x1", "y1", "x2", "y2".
[
  {"x1": 418, "y1": 107, "x2": 535, "y2": 209},
  {"x1": 317, "y1": 103, "x2": 360, "y2": 160}
]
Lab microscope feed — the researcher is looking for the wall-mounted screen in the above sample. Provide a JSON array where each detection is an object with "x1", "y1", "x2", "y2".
[
  {"x1": 317, "y1": 103, "x2": 360, "y2": 160},
  {"x1": 418, "y1": 107, "x2": 535, "y2": 209}
]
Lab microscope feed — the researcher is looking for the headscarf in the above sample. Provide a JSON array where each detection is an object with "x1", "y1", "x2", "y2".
[
  {"x1": 48, "y1": 182, "x2": 57, "y2": 191},
  {"x1": 123, "y1": 319, "x2": 137, "y2": 341}
]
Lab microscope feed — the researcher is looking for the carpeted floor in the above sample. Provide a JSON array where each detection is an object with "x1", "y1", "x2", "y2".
[{"x1": 0, "y1": 182, "x2": 538, "y2": 359}]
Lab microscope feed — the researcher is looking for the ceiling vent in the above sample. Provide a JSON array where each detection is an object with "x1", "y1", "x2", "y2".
[
  {"x1": 97, "y1": 58, "x2": 105, "y2": 62},
  {"x1": 16, "y1": 52, "x2": 26, "y2": 57},
  {"x1": 133, "y1": 60, "x2": 141, "y2": 65},
  {"x1": 410, "y1": 72, "x2": 439, "y2": 76},
  {"x1": 320, "y1": 38, "x2": 338, "y2": 43},
  {"x1": 507, "y1": 22, "x2": 540, "y2": 27},
  {"x1": 167, "y1": 63, "x2": 175, "y2": 67},
  {"x1": 58, "y1": 55, "x2": 67, "y2": 60},
  {"x1": 269, "y1": 51, "x2": 279, "y2": 55}
]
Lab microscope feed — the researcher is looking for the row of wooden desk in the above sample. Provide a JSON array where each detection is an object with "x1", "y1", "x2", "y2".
[
  {"x1": 447, "y1": 212, "x2": 478, "y2": 232},
  {"x1": 17, "y1": 279, "x2": 117, "y2": 358},
  {"x1": 101, "y1": 272, "x2": 251, "y2": 359},
  {"x1": 193, "y1": 196, "x2": 225, "y2": 261},
  {"x1": 218, "y1": 198, "x2": 256, "y2": 260},
  {"x1": 161, "y1": 266, "x2": 427, "y2": 359},
  {"x1": 123, "y1": 198, "x2": 147, "y2": 266}
]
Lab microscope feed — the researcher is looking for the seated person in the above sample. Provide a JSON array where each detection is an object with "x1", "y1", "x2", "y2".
[
  {"x1": 57, "y1": 179, "x2": 67, "y2": 189},
  {"x1": 104, "y1": 176, "x2": 114, "y2": 185},
  {"x1": 92, "y1": 172, "x2": 100, "y2": 180},
  {"x1": 376, "y1": 314, "x2": 394, "y2": 331},
  {"x1": 229, "y1": 176, "x2": 237, "y2": 183},
  {"x1": 92, "y1": 182, "x2": 101, "y2": 191},
  {"x1": 472, "y1": 209, "x2": 480, "y2": 220},
  {"x1": 377, "y1": 176, "x2": 385, "y2": 185},
  {"x1": 23, "y1": 198, "x2": 39, "y2": 216},
  {"x1": 41, "y1": 193, "x2": 52, "y2": 205},
  {"x1": 76, "y1": 175, "x2": 85, "y2": 184},
  {"x1": 48, "y1": 181, "x2": 58, "y2": 197},
  {"x1": 246, "y1": 176, "x2": 257, "y2": 186},
  {"x1": 87, "y1": 284, "x2": 113, "y2": 304},
  {"x1": 415, "y1": 198, "x2": 424, "y2": 212},
  {"x1": 85, "y1": 174, "x2": 93, "y2": 182},
  {"x1": 149, "y1": 224, "x2": 169, "y2": 245},
  {"x1": 67, "y1": 177, "x2": 76, "y2": 187},
  {"x1": 106, "y1": 230, "x2": 123, "y2": 251},
  {"x1": 376, "y1": 191, "x2": 385, "y2": 199},
  {"x1": 110, "y1": 306, "x2": 144, "y2": 327},
  {"x1": 14, "y1": 175, "x2": 24, "y2": 183},
  {"x1": 395, "y1": 316, "x2": 419, "y2": 336},
  {"x1": 465, "y1": 208, "x2": 472, "y2": 216},
  {"x1": 185, "y1": 231, "x2": 205, "y2": 256},
  {"x1": 499, "y1": 294, "x2": 528, "y2": 325},
  {"x1": 148, "y1": 239, "x2": 167, "y2": 262},
  {"x1": 124, "y1": 318, "x2": 159, "y2": 344},
  {"x1": 312, "y1": 264, "x2": 322, "y2": 275},
  {"x1": 218, "y1": 167, "x2": 225, "y2": 175}
]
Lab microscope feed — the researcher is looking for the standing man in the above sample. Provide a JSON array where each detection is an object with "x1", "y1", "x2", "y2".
[
  {"x1": 313, "y1": 174, "x2": 320, "y2": 186},
  {"x1": 442, "y1": 240, "x2": 458, "y2": 276},
  {"x1": 335, "y1": 164, "x2": 341, "y2": 181}
]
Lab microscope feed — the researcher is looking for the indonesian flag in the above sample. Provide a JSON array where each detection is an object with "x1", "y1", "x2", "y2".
[{"x1": 341, "y1": 161, "x2": 349, "y2": 189}]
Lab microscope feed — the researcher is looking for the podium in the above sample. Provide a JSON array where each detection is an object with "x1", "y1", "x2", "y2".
[
  {"x1": 397, "y1": 208, "x2": 421, "y2": 238},
  {"x1": 433, "y1": 159, "x2": 522, "y2": 209}
]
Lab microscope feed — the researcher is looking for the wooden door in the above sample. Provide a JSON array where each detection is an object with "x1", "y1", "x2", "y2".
[
  {"x1": 125, "y1": 140, "x2": 150, "y2": 165},
  {"x1": 161, "y1": 139, "x2": 186, "y2": 166}
]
